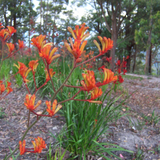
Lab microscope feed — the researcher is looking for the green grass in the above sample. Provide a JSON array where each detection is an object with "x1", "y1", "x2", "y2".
[
  {"x1": 53, "y1": 88, "x2": 132, "y2": 159},
  {"x1": 123, "y1": 75, "x2": 143, "y2": 81},
  {"x1": 0, "y1": 59, "x2": 13, "y2": 80}
]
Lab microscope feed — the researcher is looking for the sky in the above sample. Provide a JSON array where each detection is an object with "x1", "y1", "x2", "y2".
[{"x1": 33, "y1": 0, "x2": 92, "y2": 23}]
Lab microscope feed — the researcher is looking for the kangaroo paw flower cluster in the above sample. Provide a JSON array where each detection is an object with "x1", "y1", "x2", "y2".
[
  {"x1": 0, "y1": 23, "x2": 127, "y2": 158},
  {"x1": 19, "y1": 137, "x2": 46, "y2": 155}
]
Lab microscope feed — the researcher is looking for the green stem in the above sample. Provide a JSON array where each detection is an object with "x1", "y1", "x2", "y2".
[
  {"x1": 25, "y1": 82, "x2": 31, "y2": 128},
  {"x1": 27, "y1": 110, "x2": 31, "y2": 128},
  {"x1": 51, "y1": 61, "x2": 76, "y2": 104},
  {"x1": 4, "y1": 109, "x2": 47, "y2": 160}
]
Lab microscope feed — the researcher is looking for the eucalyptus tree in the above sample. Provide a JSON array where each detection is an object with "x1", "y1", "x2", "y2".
[
  {"x1": 72, "y1": 0, "x2": 138, "y2": 71},
  {"x1": 36, "y1": 0, "x2": 69, "y2": 43},
  {"x1": 96, "y1": 0, "x2": 138, "y2": 71},
  {"x1": 58, "y1": 10, "x2": 77, "y2": 41},
  {"x1": 135, "y1": 0, "x2": 160, "y2": 74},
  {"x1": 79, "y1": 10, "x2": 111, "y2": 60},
  {"x1": 0, "y1": 0, "x2": 37, "y2": 44}
]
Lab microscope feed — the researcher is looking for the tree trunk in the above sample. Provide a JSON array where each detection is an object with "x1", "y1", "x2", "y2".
[
  {"x1": 145, "y1": 7, "x2": 152, "y2": 74},
  {"x1": 3, "y1": 6, "x2": 8, "y2": 28},
  {"x1": 132, "y1": 45, "x2": 137, "y2": 73},
  {"x1": 13, "y1": 2, "x2": 17, "y2": 48},
  {"x1": 111, "y1": 12, "x2": 117, "y2": 71},
  {"x1": 126, "y1": 45, "x2": 132, "y2": 72},
  {"x1": 145, "y1": 28, "x2": 152, "y2": 74},
  {"x1": 149, "y1": 43, "x2": 152, "y2": 74},
  {"x1": 127, "y1": 55, "x2": 131, "y2": 72},
  {"x1": 125, "y1": 13, "x2": 133, "y2": 72},
  {"x1": 52, "y1": 20, "x2": 55, "y2": 44}
]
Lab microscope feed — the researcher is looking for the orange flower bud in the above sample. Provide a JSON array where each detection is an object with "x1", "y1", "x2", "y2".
[
  {"x1": 18, "y1": 40, "x2": 24, "y2": 49},
  {"x1": 14, "y1": 62, "x2": 31, "y2": 83},
  {"x1": 19, "y1": 140, "x2": 26, "y2": 155},
  {"x1": 0, "y1": 81, "x2": 5, "y2": 94},
  {"x1": 45, "y1": 68, "x2": 55, "y2": 82},
  {"x1": 24, "y1": 94, "x2": 41, "y2": 111},
  {"x1": 6, "y1": 43, "x2": 14, "y2": 53},
  {"x1": 32, "y1": 137, "x2": 46, "y2": 153},
  {"x1": 94, "y1": 36, "x2": 113, "y2": 55},
  {"x1": 81, "y1": 70, "x2": 96, "y2": 91},
  {"x1": 46, "y1": 99, "x2": 62, "y2": 116},
  {"x1": 29, "y1": 60, "x2": 39, "y2": 72}
]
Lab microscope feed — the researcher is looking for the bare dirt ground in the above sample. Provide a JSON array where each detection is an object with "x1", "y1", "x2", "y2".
[
  {"x1": 103, "y1": 74, "x2": 160, "y2": 160},
  {"x1": 0, "y1": 74, "x2": 160, "y2": 160}
]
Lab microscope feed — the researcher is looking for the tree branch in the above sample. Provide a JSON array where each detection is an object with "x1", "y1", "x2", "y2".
[{"x1": 97, "y1": 0, "x2": 111, "y2": 33}]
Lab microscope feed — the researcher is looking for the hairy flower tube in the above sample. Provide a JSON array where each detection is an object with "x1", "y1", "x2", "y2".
[
  {"x1": 103, "y1": 68, "x2": 117, "y2": 84},
  {"x1": 0, "y1": 26, "x2": 16, "y2": 42},
  {"x1": 31, "y1": 35, "x2": 47, "y2": 52},
  {"x1": 96, "y1": 68, "x2": 117, "y2": 87},
  {"x1": 67, "y1": 23, "x2": 90, "y2": 41},
  {"x1": 65, "y1": 38, "x2": 87, "y2": 59},
  {"x1": 18, "y1": 40, "x2": 24, "y2": 49},
  {"x1": 81, "y1": 70, "x2": 96, "y2": 91},
  {"x1": 14, "y1": 62, "x2": 31, "y2": 83},
  {"x1": 0, "y1": 81, "x2": 12, "y2": 97},
  {"x1": 19, "y1": 137, "x2": 46, "y2": 155},
  {"x1": 45, "y1": 68, "x2": 55, "y2": 82},
  {"x1": 7, "y1": 26, "x2": 16, "y2": 35},
  {"x1": 29, "y1": 60, "x2": 39, "y2": 72},
  {"x1": 39, "y1": 45, "x2": 60, "y2": 64},
  {"x1": 24, "y1": 94, "x2": 42, "y2": 111},
  {"x1": 32, "y1": 137, "x2": 46, "y2": 153},
  {"x1": 6, "y1": 81, "x2": 13, "y2": 95},
  {"x1": 64, "y1": 23, "x2": 89, "y2": 59},
  {"x1": 19, "y1": 140, "x2": 26, "y2": 155},
  {"x1": 46, "y1": 99, "x2": 62, "y2": 116},
  {"x1": 6, "y1": 43, "x2": 15, "y2": 53},
  {"x1": 0, "y1": 81, "x2": 5, "y2": 94},
  {"x1": 94, "y1": 36, "x2": 113, "y2": 55},
  {"x1": 87, "y1": 87, "x2": 103, "y2": 104},
  {"x1": 0, "y1": 29, "x2": 7, "y2": 41}
]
